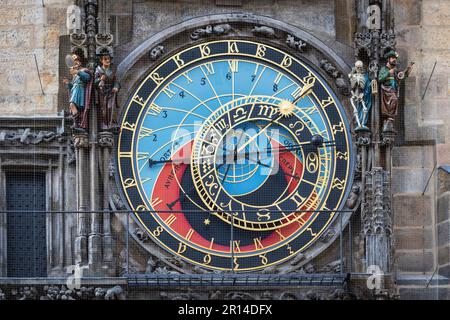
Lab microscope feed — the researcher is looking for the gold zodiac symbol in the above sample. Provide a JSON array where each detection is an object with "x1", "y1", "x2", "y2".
[
  {"x1": 257, "y1": 210, "x2": 271, "y2": 221},
  {"x1": 331, "y1": 178, "x2": 346, "y2": 190},
  {"x1": 336, "y1": 152, "x2": 348, "y2": 160},
  {"x1": 289, "y1": 121, "x2": 305, "y2": 136},
  {"x1": 205, "y1": 175, "x2": 219, "y2": 196},
  {"x1": 332, "y1": 122, "x2": 344, "y2": 134},
  {"x1": 306, "y1": 152, "x2": 319, "y2": 173}
]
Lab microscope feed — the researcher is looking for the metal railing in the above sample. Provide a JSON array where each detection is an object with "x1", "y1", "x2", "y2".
[{"x1": 0, "y1": 209, "x2": 356, "y2": 287}]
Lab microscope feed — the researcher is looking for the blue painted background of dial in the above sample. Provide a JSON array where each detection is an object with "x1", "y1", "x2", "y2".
[{"x1": 135, "y1": 59, "x2": 331, "y2": 209}]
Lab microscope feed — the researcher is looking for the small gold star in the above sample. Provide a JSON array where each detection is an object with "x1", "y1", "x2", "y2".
[
  {"x1": 278, "y1": 100, "x2": 295, "y2": 117},
  {"x1": 204, "y1": 218, "x2": 211, "y2": 225}
]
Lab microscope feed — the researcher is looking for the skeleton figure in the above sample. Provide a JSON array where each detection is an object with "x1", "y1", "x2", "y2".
[{"x1": 348, "y1": 61, "x2": 372, "y2": 130}]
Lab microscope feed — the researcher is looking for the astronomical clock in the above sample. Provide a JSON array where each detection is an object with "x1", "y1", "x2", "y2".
[{"x1": 116, "y1": 25, "x2": 355, "y2": 272}]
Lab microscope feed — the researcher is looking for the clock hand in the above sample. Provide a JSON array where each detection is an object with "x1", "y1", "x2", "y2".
[
  {"x1": 292, "y1": 76, "x2": 316, "y2": 104},
  {"x1": 149, "y1": 139, "x2": 335, "y2": 168},
  {"x1": 244, "y1": 154, "x2": 300, "y2": 180},
  {"x1": 236, "y1": 115, "x2": 283, "y2": 153},
  {"x1": 266, "y1": 139, "x2": 336, "y2": 153},
  {"x1": 166, "y1": 161, "x2": 228, "y2": 210},
  {"x1": 232, "y1": 139, "x2": 335, "y2": 162},
  {"x1": 148, "y1": 157, "x2": 191, "y2": 167},
  {"x1": 221, "y1": 124, "x2": 248, "y2": 183}
]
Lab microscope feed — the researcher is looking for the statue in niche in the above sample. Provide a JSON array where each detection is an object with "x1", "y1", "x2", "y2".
[
  {"x1": 348, "y1": 60, "x2": 372, "y2": 131},
  {"x1": 378, "y1": 50, "x2": 414, "y2": 133},
  {"x1": 95, "y1": 52, "x2": 120, "y2": 131},
  {"x1": 63, "y1": 52, "x2": 93, "y2": 132}
]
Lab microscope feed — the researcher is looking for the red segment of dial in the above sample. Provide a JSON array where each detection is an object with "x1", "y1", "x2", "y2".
[{"x1": 151, "y1": 140, "x2": 314, "y2": 254}]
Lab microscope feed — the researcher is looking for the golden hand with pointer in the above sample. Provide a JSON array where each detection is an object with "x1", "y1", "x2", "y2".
[{"x1": 236, "y1": 115, "x2": 284, "y2": 153}]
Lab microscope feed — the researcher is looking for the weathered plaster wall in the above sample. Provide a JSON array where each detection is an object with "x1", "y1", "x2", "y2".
[{"x1": 0, "y1": 0, "x2": 73, "y2": 116}]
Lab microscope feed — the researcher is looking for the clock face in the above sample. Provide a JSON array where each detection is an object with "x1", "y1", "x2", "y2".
[{"x1": 117, "y1": 39, "x2": 354, "y2": 271}]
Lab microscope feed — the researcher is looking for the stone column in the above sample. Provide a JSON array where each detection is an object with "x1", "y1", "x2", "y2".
[
  {"x1": 87, "y1": 107, "x2": 102, "y2": 272},
  {"x1": 54, "y1": 142, "x2": 65, "y2": 273},
  {"x1": 73, "y1": 133, "x2": 89, "y2": 265},
  {"x1": 82, "y1": 0, "x2": 103, "y2": 273},
  {"x1": 354, "y1": 0, "x2": 396, "y2": 277},
  {"x1": 382, "y1": 131, "x2": 396, "y2": 173},
  {"x1": 362, "y1": 167, "x2": 392, "y2": 272},
  {"x1": 99, "y1": 132, "x2": 114, "y2": 275},
  {"x1": 356, "y1": 130, "x2": 372, "y2": 208},
  {"x1": 0, "y1": 157, "x2": 7, "y2": 277}
]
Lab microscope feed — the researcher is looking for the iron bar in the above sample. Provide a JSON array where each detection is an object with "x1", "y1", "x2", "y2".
[
  {"x1": 422, "y1": 161, "x2": 437, "y2": 195},
  {"x1": 126, "y1": 212, "x2": 129, "y2": 276},
  {"x1": 126, "y1": 273, "x2": 349, "y2": 287},
  {"x1": 339, "y1": 211, "x2": 343, "y2": 275},
  {"x1": 0, "y1": 209, "x2": 354, "y2": 214},
  {"x1": 349, "y1": 216, "x2": 352, "y2": 273},
  {"x1": 231, "y1": 213, "x2": 235, "y2": 273},
  {"x1": 33, "y1": 54, "x2": 45, "y2": 96},
  {"x1": 421, "y1": 60, "x2": 437, "y2": 102}
]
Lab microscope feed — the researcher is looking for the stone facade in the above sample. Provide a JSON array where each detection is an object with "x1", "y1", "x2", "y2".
[
  {"x1": 0, "y1": 0, "x2": 72, "y2": 115},
  {"x1": 0, "y1": 0, "x2": 449, "y2": 300}
]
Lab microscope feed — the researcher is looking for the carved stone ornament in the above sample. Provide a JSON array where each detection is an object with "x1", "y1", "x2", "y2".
[
  {"x1": 133, "y1": 227, "x2": 150, "y2": 243},
  {"x1": 251, "y1": 25, "x2": 278, "y2": 38},
  {"x1": 355, "y1": 130, "x2": 371, "y2": 147},
  {"x1": 0, "y1": 128, "x2": 62, "y2": 145},
  {"x1": 319, "y1": 59, "x2": 350, "y2": 96},
  {"x1": 189, "y1": 24, "x2": 233, "y2": 40},
  {"x1": 362, "y1": 168, "x2": 392, "y2": 237},
  {"x1": 319, "y1": 259, "x2": 342, "y2": 273},
  {"x1": 69, "y1": 33, "x2": 88, "y2": 58},
  {"x1": 261, "y1": 252, "x2": 307, "y2": 274},
  {"x1": 1, "y1": 285, "x2": 126, "y2": 300},
  {"x1": 95, "y1": 33, "x2": 114, "y2": 56},
  {"x1": 67, "y1": 138, "x2": 76, "y2": 165},
  {"x1": 286, "y1": 34, "x2": 307, "y2": 52},
  {"x1": 354, "y1": 32, "x2": 373, "y2": 57},
  {"x1": 98, "y1": 131, "x2": 114, "y2": 148},
  {"x1": 319, "y1": 228, "x2": 335, "y2": 243},
  {"x1": 149, "y1": 45, "x2": 165, "y2": 61},
  {"x1": 381, "y1": 131, "x2": 396, "y2": 146},
  {"x1": 110, "y1": 193, "x2": 125, "y2": 210},
  {"x1": 380, "y1": 29, "x2": 396, "y2": 53},
  {"x1": 346, "y1": 185, "x2": 361, "y2": 209},
  {"x1": 109, "y1": 158, "x2": 116, "y2": 178},
  {"x1": 73, "y1": 133, "x2": 89, "y2": 149}
]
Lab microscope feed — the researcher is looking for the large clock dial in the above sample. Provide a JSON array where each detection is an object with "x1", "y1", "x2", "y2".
[{"x1": 117, "y1": 39, "x2": 354, "y2": 271}]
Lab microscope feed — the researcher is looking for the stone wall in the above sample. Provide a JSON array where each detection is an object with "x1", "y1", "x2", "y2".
[
  {"x1": 394, "y1": 0, "x2": 450, "y2": 160},
  {"x1": 130, "y1": 0, "x2": 335, "y2": 47},
  {"x1": 0, "y1": 0, "x2": 73, "y2": 116},
  {"x1": 391, "y1": 0, "x2": 450, "y2": 298}
]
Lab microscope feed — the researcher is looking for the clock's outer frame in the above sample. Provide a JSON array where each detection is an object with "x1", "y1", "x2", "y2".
[{"x1": 113, "y1": 13, "x2": 359, "y2": 273}]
